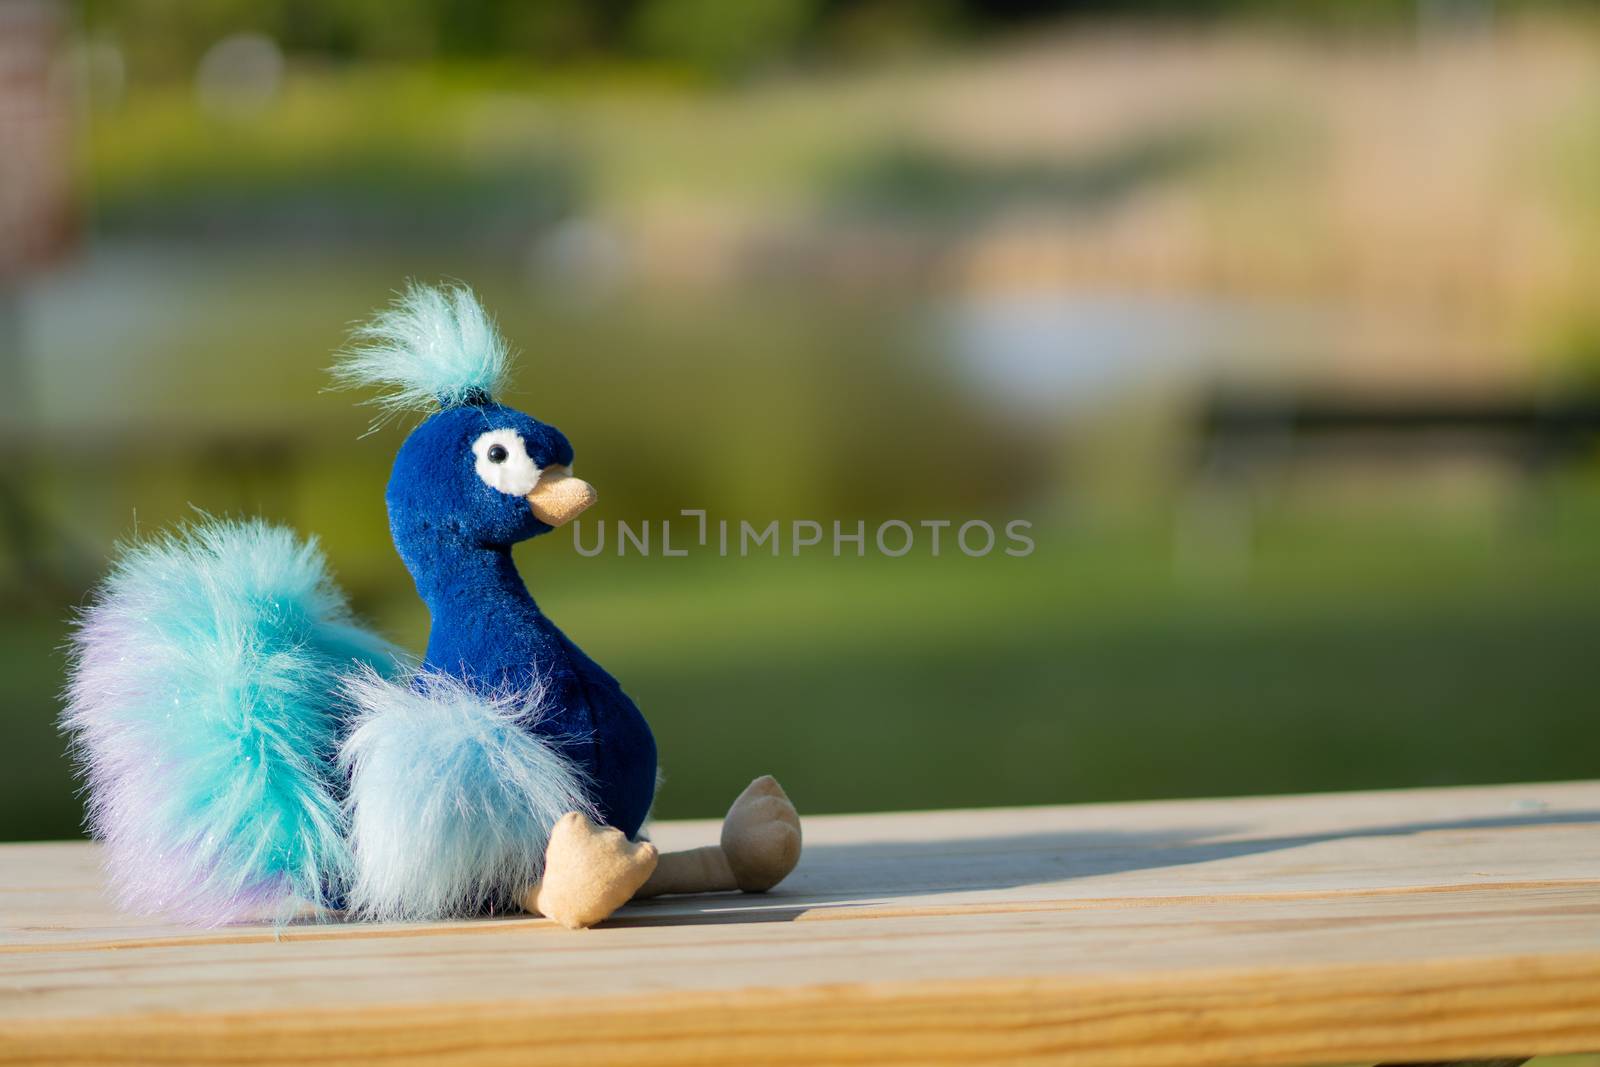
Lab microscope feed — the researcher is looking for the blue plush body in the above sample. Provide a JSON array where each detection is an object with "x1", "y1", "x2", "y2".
[
  {"x1": 388, "y1": 403, "x2": 658, "y2": 839},
  {"x1": 63, "y1": 283, "x2": 656, "y2": 924}
]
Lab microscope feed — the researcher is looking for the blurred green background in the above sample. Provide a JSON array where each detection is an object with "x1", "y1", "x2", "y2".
[{"x1": 5, "y1": 0, "x2": 1600, "y2": 845}]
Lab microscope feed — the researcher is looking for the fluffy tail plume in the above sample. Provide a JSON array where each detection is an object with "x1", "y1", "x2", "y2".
[
  {"x1": 62, "y1": 519, "x2": 397, "y2": 924},
  {"x1": 339, "y1": 666, "x2": 596, "y2": 921}
]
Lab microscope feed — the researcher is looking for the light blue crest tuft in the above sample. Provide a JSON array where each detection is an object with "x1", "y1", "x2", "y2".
[{"x1": 332, "y1": 282, "x2": 512, "y2": 426}]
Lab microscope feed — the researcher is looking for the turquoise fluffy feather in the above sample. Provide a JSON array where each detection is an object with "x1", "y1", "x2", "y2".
[
  {"x1": 339, "y1": 666, "x2": 598, "y2": 921},
  {"x1": 63, "y1": 519, "x2": 399, "y2": 923}
]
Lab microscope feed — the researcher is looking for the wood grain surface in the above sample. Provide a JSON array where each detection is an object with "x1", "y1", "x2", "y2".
[{"x1": 3, "y1": 781, "x2": 1599, "y2": 1066}]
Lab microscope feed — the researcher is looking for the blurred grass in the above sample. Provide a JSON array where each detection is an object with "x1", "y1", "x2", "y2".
[
  {"x1": 8, "y1": 491, "x2": 1600, "y2": 841},
  {"x1": 548, "y1": 499, "x2": 1600, "y2": 819}
]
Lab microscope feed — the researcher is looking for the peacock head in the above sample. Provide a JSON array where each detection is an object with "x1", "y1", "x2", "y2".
[{"x1": 332, "y1": 283, "x2": 596, "y2": 564}]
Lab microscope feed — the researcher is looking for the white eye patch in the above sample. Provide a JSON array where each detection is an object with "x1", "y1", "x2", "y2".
[{"x1": 471, "y1": 428, "x2": 541, "y2": 496}]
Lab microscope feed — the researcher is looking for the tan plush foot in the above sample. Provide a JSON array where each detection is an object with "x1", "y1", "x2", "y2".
[
  {"x1": 721, "y1": 775, "x2": 802, "y2": 893},
  {"x1": 524, "y1": 812, "x2": 659, "y2": 929}
]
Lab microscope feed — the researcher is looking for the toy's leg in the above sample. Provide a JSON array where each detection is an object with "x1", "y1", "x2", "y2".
[
  {"x1": 636, "y1": 775, "x2": 802, "y2": 898},
  {"x1": 523, "y1": 812, "x2": 659, "y2": 929},
  {"x1": 635, "y1": 844, "x2": 737, "y2": 896}
]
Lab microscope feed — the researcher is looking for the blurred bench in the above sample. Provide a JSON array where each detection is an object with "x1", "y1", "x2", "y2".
[
  {"x1": 1198, "y1": 394, "x2": 1600, "y2": 472},
  {"x1": 3, "y1": 781, "x2": 1599, "y2": 1065}
]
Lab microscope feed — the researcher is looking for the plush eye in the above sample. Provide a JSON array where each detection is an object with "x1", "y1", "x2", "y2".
[{"x1": 472, "y1": 429, "x2": 540, "y2": 496}]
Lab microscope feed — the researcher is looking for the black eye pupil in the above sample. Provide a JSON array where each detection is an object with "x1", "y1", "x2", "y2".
[{"x1": 487, "y1": 444, "x2": 509, "y2": 463}]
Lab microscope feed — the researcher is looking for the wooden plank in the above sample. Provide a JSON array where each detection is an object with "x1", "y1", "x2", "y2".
[{"x1": 2, "y1": 781, "x2": 1598, "y2": 1065}]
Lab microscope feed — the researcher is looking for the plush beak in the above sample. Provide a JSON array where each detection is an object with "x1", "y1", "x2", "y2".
[{"x1": 526, "y1": 465, "x2": 596, "y2": 527}]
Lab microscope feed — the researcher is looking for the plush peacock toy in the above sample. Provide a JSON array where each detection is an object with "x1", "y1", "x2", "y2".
[{"x1": 62, "y1": 283, "x2": 801, "y2": 929}]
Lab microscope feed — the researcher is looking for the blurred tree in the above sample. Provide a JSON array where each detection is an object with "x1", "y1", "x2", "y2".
[
  {"x1": 84, "y1": 0, "x2": 1557, "y2": 85},
  {"x1": 630, "y1": 0, "x2": 819, "y2": 73},
  {"x1": 497, "y1": 0, "x2": 614, "y2": 60},
  {"x1": 82, "y1": 0, "x2": 629, "y2": 70}
]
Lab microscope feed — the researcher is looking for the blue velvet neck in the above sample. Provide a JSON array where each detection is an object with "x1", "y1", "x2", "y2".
[{"x1": 410, "y1": 538, "x2": 552, "y2": 692}]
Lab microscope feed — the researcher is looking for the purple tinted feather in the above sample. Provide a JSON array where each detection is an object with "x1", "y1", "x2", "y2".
[{"x1": 62, "y1": 518, "x2": 399, "y2": 925}]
